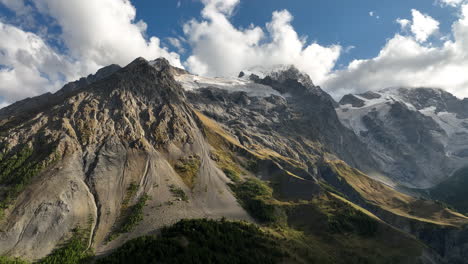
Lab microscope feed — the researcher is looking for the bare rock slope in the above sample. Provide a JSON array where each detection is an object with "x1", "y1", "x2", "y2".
[
  {"x1": 0, "y1": 58, "x2": 251, "y2": 260},
  {"x1": 338, "y1": 87, "x2": 468, "y2": 188},
  {"x1": 1, "y1": 59, "x2": 468, "y2": 263}
]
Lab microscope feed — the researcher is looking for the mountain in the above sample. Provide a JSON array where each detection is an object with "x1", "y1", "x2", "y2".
[
  {"x1": 1, "y1": 58, "x2": 468, "y2": 263},
  {"x1": 426, "y1": 166, "x2": 468, "y2": 214},
  {"x1": 0, "y1": 57, "x2": 253, "y2": 260},
  {"x1": 179, "y1": 64, "x2": 377, "y2": 179},
  {"x1": 337, "y1": 87, "x2": 468, "y2": 188}
]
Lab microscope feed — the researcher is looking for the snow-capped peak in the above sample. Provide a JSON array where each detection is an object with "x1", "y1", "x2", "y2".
[
  {"x1": 239, "y1": 64, "x2": 315, "y2": 88},
  {"x1": 173, "y1": 64, "x2": 318, "y2": 98},
  {"x1": 173, "y1": 72, "x2": 282, "y2": 98},
  {"x1": 337, "y1": 86, "x2": 468, "y2": 188},
  {"x1": 239, "y1": 64, "x2": 296, "y2": 79}
]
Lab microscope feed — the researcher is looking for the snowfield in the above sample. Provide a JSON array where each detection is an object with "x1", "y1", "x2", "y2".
[{"x1": 174, "y1": 73, "x2": 282, "y2": 98}]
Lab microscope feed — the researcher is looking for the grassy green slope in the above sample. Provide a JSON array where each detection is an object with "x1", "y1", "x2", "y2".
[
  {"x1": 323, "y1": 160, "x2": 468, "y2": 227},
  {"x1": 95, "y1": 198, "x2": 423, "y2": 264},
  {"x1": 97, "y1": 181, "x2": 424, "y2": 264},
  {"x1": 0, "y1": 112, "x2": 430, "y2": 264}
]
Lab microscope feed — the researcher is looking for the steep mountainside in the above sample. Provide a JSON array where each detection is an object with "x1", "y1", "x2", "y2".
[
  {"x1": 0, "y1": 58, "x2": 252, "y2": 260},
  {"x1": 1, "y1": 58, "x2": 468, "y2": 263},
  {"x1": 179, "y1": 65, "x2": 377, "y2": 174},
  {"x1": 426, "y1": 166, "x2": 468, "y2": 214},
  {"x1": 338, "y1": 87, "x2": 468, "y2": 188}
]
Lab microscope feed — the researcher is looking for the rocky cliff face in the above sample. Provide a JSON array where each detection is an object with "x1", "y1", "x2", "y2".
[
  {"x1": 179, "y1": 67, "x2": 468, "y2": 263},
  {"x1": 0, "y1": 58, "x2": 251, "y2": 260},
  {"x1": 337, "y1": 87, "x2": 468, "y2": 188},
  {"x1": 181, "y1": 65, "x2": 377, "y2": 175},
  {"x1": 1, "y1": 58, "x2": 468, "y2": 263}
]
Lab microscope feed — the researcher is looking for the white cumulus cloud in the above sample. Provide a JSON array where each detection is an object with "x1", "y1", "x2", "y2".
[
  {"x1": 0, "y1": 0, "x2": 182, "y2": 107},
  {"x1": 438, "y1": 0, "x2": 466, "y2": 7},
  {"x1": 31, "y1": 0, "x2": 182, "y2": 69},
  {"x1": 0, "y1": 22, "x2": 79, "y2": 105},
  {"x1": 323, "y1": 5, "x2": 468, "y2": 99},
  {"x1": 167, "y1": 37, "x2": 186, "y2": 53},
  {"x1": 183, "y1": 0, "x2": 341, "y2": 84},
  {"x1": 396, "y1": 18, "x2": 411, "y2": 30},
  {"x1": 410, "y1": 9, "x2": 440, "y2": 43},
  {"x1": 3, "y1": 0, "x2": 468, "y2": 109}
]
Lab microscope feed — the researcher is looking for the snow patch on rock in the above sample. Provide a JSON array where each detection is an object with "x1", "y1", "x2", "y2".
[
  {"x1": 175, "y1": 73, "x2": 282, "y2": 98},
  {"x1": 337, "y1": 87, "x2": 468, "y2": 187}
]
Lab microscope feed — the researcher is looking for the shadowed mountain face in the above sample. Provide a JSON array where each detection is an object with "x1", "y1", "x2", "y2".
[
  {"x1": 425, "y1": 166, "x2": 468, "y2": 216},
  {"x1": 338, "y1": 87, "x2": 468, "y2": 188},
  {"x1": 1, "y1": 58, "x2": 468, "y2": 264}
]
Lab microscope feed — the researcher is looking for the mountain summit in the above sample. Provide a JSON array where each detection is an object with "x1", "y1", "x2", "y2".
[
  {"x1": 338, "y1": 87, "x2": 468, "y2": 188},
  {"x1": 1, "y1": 58, "x2": 468, "y2": 264}
]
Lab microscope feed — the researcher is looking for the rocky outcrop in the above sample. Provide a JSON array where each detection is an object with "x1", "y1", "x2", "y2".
[
  {"x1": 0, "y1": 58, "x2": 251, "y2": 260},
  {"x1": 186, "y1": 68, "x2": 377, "y2": 177},
  {"x1": 2, "y1": 58, "x2": 468, "y2": 263},
  {"x1": 337, "y1": 87, "x2": 468, "y2": 188}
]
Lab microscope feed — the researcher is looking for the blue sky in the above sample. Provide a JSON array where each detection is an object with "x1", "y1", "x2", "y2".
[
  {"x1": 1, "y1": 0, "x2": 468, "y2": 106},
  {"x1": 134, "y1": 0, "x2": 459, "y2": 67}
]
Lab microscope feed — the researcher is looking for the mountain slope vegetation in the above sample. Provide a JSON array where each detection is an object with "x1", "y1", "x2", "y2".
[{"x1": 1, "y1": 58, "x2": 467, "y2": 263}]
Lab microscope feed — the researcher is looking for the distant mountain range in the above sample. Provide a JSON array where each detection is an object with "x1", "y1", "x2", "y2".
[
  {"x1": 1, "y1": 58, "x2": 468, "y2": 263},
  {"x1": 338, "y1": 87, "x2": 468, "y2": 188}
]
